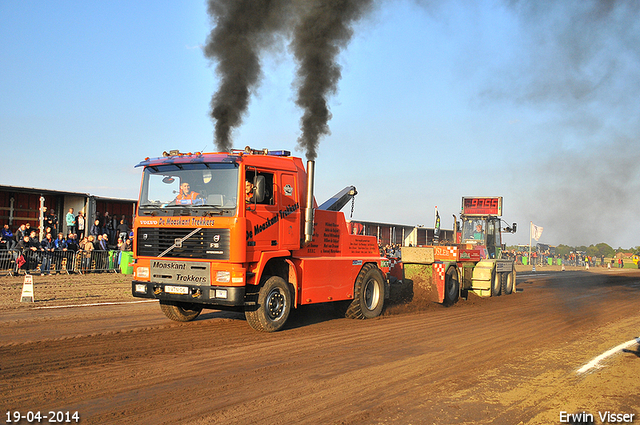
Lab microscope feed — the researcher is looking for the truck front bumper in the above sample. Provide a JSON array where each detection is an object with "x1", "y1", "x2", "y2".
[{"x1": 131, "y1": 280, "x2": 245, "y2": 307}]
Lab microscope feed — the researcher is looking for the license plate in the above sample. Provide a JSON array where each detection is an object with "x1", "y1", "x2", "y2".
[{"x1": 164, "y1": 285, "x2": 189, "y2": 295}]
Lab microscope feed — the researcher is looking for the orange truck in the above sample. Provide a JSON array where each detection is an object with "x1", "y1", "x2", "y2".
[{"x1": 131, "y1": 147, "x2": 388, "y2": 331}]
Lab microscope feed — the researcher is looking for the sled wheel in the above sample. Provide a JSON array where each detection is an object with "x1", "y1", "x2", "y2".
[
  {"x1": 443, "y1": 266, "x2": 460, "y2": 306},
  {"x1": 491, "y1": 270, "x2": 502, "y2": 297},
  {"x1": 501, "y1": 270, "x2": 514, "y2": 295}
]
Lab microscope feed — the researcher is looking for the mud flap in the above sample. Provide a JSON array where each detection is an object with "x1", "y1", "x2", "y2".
[{"x1": 433, "y1": 262, "x2": 446, "y2": 304}]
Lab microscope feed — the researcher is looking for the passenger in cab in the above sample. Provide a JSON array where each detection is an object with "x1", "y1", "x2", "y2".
[{"x1": 245, "y1": 180, "x2": 255, "y2": 203}]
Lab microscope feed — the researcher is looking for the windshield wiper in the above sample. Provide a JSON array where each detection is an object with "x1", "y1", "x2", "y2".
[{"x1": 191, "y1": 205, "x2": 229, "y2": 210}]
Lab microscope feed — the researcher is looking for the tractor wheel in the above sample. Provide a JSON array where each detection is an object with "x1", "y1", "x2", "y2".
[
  {"x1": 443, "y1": 266, "x2": 460, "y2": 306},
  {"x1": 160, "y1": 300, "x2": 203, "y2": 322},
  {"x1": 491, "y1": 270, "x2": 502, "y2": 297},
  {"x1": 501, "y1": 270, "x2": 515, "y2": 295},
  {"x1": 346, "y1": 263, "x2": 385, "y2": 319},
  {"x1": 245, "y1": 276, "x2": 291, "y2": 332}
]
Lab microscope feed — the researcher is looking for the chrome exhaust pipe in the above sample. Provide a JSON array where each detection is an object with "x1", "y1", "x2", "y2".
[{"x1": 304, "y1": 160, "x2": 315, "y2": 245}]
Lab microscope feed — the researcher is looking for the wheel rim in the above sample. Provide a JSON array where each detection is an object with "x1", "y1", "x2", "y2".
[
  {"x1": 363, "y1": 278, "x2": 380, "y2": 310},
  {"x1": 266, "y1": 288, "x2": 285, "y2": 320}
]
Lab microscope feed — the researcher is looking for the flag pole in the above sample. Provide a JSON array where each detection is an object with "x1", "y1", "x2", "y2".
[{"x1": 530, "y1": 221, "x2": 535, "y2": 272}]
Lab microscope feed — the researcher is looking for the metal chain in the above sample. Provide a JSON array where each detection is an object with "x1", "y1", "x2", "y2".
[{"x1": 350, "y1": 196, "x2": 355, "y2": 219}]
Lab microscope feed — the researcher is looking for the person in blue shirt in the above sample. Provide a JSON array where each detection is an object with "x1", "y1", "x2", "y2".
[
  {"x1": 54, "y1": 233, "x2": 67, "y2": 250},
  {"x1": 53, "y1": 232, "x2": 68, "y2": 274},
  {"x1": 1, "y1": 224, "x2": 16, "y2": 250},
  {"x1": 40, "y1": 233, "x2": 56, "y2": 275}
]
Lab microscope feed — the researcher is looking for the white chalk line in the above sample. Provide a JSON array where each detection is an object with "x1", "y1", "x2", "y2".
[
  {"x1": 34, "y1": 300, "x2": 156, "y2": 310},
  {"x1": 577, "y1": 337, "x2": 640, "y2": 374}
]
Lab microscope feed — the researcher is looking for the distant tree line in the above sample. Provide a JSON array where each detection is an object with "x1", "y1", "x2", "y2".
[{"x1": 506, "y1": 243, "x2": 639, "y2": 258}]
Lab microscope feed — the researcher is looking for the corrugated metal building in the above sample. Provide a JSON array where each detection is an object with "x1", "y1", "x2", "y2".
[
  {"x1": 347, "y1": 219, "x2": 454, "y2": 247},
  {"x1": 0, "y1": 185, "x2": 136, "y2": 240}
]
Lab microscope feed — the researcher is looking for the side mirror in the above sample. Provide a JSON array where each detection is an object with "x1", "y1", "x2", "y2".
[
  {"x1": 253, "y1": 175, "x2": 266, "y2": 203},
  {"x1": 512, "y1": 223, "x2": 517, "y2": 233}
]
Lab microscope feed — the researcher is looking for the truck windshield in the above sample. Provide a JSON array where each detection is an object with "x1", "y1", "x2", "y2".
[{"x1": 139, "y1": 163, "x2": 238, "y2": 216}]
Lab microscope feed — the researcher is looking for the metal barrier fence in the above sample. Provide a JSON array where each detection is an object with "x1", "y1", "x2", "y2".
[{"x1": 0, "y1": 249, "x2": 126, "y2": 276}]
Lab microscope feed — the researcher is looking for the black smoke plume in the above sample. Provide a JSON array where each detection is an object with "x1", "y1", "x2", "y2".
[
  {"x1": 291, "y1": 0, "x2": 374, "y2": 160},
  {"x1": 204, "y1": 0, "x2": 291, "y2": 153},
  {"x1": 205, "y1": 0, "x2": 374, "y2": 159}
]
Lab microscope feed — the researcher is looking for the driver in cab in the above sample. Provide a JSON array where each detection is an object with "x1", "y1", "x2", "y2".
[
  {"x1": 174, "y1": 182, "x2": 202, "y2": 205},
  {"x1": 473, "y1": 224, "x2": 485, "y2": 240}
]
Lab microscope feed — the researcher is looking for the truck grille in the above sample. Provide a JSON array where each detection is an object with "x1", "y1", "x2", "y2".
[{"x1": 136, "y1": 228, "x2": 230, "y2": 260}]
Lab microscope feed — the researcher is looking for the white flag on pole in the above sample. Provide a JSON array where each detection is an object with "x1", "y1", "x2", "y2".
[{"x1": 531, "y1": 223, "x2": 543, "y2": 241}]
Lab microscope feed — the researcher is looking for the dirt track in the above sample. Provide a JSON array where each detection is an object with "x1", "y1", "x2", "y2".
[{"x1": 1, "y1": 269, "x2": 639, "y2": 424}]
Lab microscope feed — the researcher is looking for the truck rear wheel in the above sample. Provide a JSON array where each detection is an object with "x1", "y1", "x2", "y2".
[
  {"x1": 245, "y1": 276, "x2": 291, "y2": 332},
  {"x1": 491, "y1": 270, "x2": 502, "y2": 297},
  {"x1": 501, "y1": 270, "x2": 515, "y2": 295},
  {"x1": 159, "y1": 300, "x2": 203, "y2": 322},
  {"x1": 346, "y1": 263, "x2": 385, "y2": 319},
  {"x1": 443, "y1": 267, "x2": 460, "y2": 306}
]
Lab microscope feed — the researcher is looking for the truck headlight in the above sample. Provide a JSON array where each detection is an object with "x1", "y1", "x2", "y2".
[{"x1": 134, "y1": 284, "x2": 147, "y2": 293}]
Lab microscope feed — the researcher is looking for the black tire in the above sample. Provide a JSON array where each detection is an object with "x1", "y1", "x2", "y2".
[
  {"x1": 501, "y1": 270, "x2": 515, "y2": 295},
  {"x1": 245, "y1": 276, "x2": 291, "y2": 332},
  {"x1": 332, "y1": 300, "x2": 352, "y2": 318},
  {"x1": 159, "y1": 300, "x2": 203, "y2": 322},
  {"x1": 491, "y1": 270, "x2": 501, "y2": 297},
  {"x1": 443, "y1": 266, "x2": 460, "y2": 306},
  {"x1": 346, "y1": 263, "x2": 385, "y2": 319}
]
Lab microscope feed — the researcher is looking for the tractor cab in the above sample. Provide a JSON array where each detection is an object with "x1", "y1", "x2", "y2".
[
  {"x1": 458, "y1": 197, "x2": 516, "y2": 260},
  {"x1": 461, "y1": 216, "x2": 503, "y2": 259}
]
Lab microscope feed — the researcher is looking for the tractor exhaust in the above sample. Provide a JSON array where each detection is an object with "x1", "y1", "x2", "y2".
[{"x1": 304, "y1": 160, "x2": 315, "y2": 245}]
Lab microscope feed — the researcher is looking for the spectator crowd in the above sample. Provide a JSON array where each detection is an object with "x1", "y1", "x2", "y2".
[{"x1": 1, "y1": 208, "x2": 133, "y2": 275}]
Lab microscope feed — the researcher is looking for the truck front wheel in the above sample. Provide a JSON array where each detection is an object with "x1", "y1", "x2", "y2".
[
  {"x1": 159, "y1": 300, "x2": 203, "y2": 322},
  {"x1": 245, "y1": 276, "x2": 292, "y2": 332},
  {"x1": 346, "y1": 264, "x2": 385, "y2": 319}
]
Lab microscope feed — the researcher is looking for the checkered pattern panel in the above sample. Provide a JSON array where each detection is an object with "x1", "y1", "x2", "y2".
[
  {"x1": 434, "y1": 262, "x2": 446, "y2": 284},
  {"x1": 444, "y1": 246, "x2": 458, "y2": 257}
]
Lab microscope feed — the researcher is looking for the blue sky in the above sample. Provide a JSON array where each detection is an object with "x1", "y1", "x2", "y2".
[{"x1": 1, "y1": 0, "x2": 639, "y2": 249}]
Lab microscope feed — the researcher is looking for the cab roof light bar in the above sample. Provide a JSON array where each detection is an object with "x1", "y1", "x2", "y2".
[
  {"x1": 155, "y1": 147, "x2": 291, "y2": 161},
  {"x1": 230, "y1": 147, "x2": 291, "y2": 157}
]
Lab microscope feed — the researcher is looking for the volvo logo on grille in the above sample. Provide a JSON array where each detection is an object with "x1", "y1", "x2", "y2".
[
  {"x1": 143, "y1": 234, "x2": 148, "y2": 240},
  {"x1": 213, "y1": 234, "x2": 220, "y2": 243},
  {"x1": 175, "y1": 238, "x2": 183, "y2": 248}
]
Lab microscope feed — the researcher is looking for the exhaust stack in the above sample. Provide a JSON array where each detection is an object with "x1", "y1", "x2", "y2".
[{"x1": 304, "y1": 160, "x2": 315, "y2": 245}]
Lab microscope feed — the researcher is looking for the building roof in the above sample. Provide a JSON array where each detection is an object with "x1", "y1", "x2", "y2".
[{"x1": 0, "y1": 185, "x2": 136, "y2": 202}]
